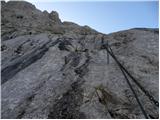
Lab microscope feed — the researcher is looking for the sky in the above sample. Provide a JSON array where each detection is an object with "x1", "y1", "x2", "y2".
[{"x1": 31, "y1": 1, "x2": 159, "y2": 34}]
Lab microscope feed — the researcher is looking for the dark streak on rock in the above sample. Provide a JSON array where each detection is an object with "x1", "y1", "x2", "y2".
[
  {"x1": 48, "y1": 78, "x2": 86, "y2": 119},
  {"x1": 17, "y1": 110, "x2": 26, "y2": 119},
  {"x1": 16, "y1": 94, "x2": 36, "y2": 119},
  {"x1": 58, "y1": 37, "x2": 73, "y2": 51},
  {"x1": 1, "y1": 44, "x2": 7, "y2": 51},
  {"x1": 108, "y1": 110, "x2": 130, "y2": 119},
  {"x1": 48, "y1": 50, "x2": 90, "y2": 119},
  {"x1": 74, "y1": 53, "x2": 90, "y2": 77},
  {"x1": 1, "y1": 39, "x2": 59, "y2": 84},
  {"x1": 61, "y1": 52, "x2": 81, "y2": 71}
]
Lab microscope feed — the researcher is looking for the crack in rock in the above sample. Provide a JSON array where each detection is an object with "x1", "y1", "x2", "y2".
[{"x1": 47, "y1": 78, "x2": 86, "y2": 119}]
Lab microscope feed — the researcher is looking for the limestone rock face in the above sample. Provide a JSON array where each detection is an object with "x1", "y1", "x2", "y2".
[
  {"x1": 49, "y1": 11, "x2": 61, "y2": 24},
  {"x1": 1, "y1": 1, "x2": 159, "y2": 119}
]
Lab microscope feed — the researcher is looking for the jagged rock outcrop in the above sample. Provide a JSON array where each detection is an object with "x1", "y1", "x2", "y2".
[{"x1": 1, "y1": 1, "x2": 159, "y2": 119}]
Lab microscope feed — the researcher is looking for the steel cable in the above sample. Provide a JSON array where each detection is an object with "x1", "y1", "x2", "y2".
[
  {"x1": 103, "y1": 44, "x2": 159, "y2": 108},
  {"x1": 101, "y1": 43, "x2": 159, "y2": 118}
]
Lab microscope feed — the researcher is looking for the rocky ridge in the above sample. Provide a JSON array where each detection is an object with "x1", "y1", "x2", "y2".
[{"x1": 1, "y1": 1, "x2": 159, "y2": 119}]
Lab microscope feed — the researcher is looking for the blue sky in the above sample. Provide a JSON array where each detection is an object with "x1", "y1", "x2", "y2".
[{"x1": 32, "y1": 1, "x2": 158, "y2": 34}]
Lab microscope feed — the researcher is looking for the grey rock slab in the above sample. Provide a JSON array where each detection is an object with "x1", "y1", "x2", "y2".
[{"x1": 1, "y1": 1, "x2": 159, "y2": 119}]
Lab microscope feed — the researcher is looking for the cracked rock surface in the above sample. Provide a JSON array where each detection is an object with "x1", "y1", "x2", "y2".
[{"x1": 1, "y1": 1, "x2": 159, "y2": 119}]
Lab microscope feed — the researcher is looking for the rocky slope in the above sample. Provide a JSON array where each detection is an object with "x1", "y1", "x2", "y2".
[{"x1": 1, "y1": 1, "x2": 159, "y2": 119}]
